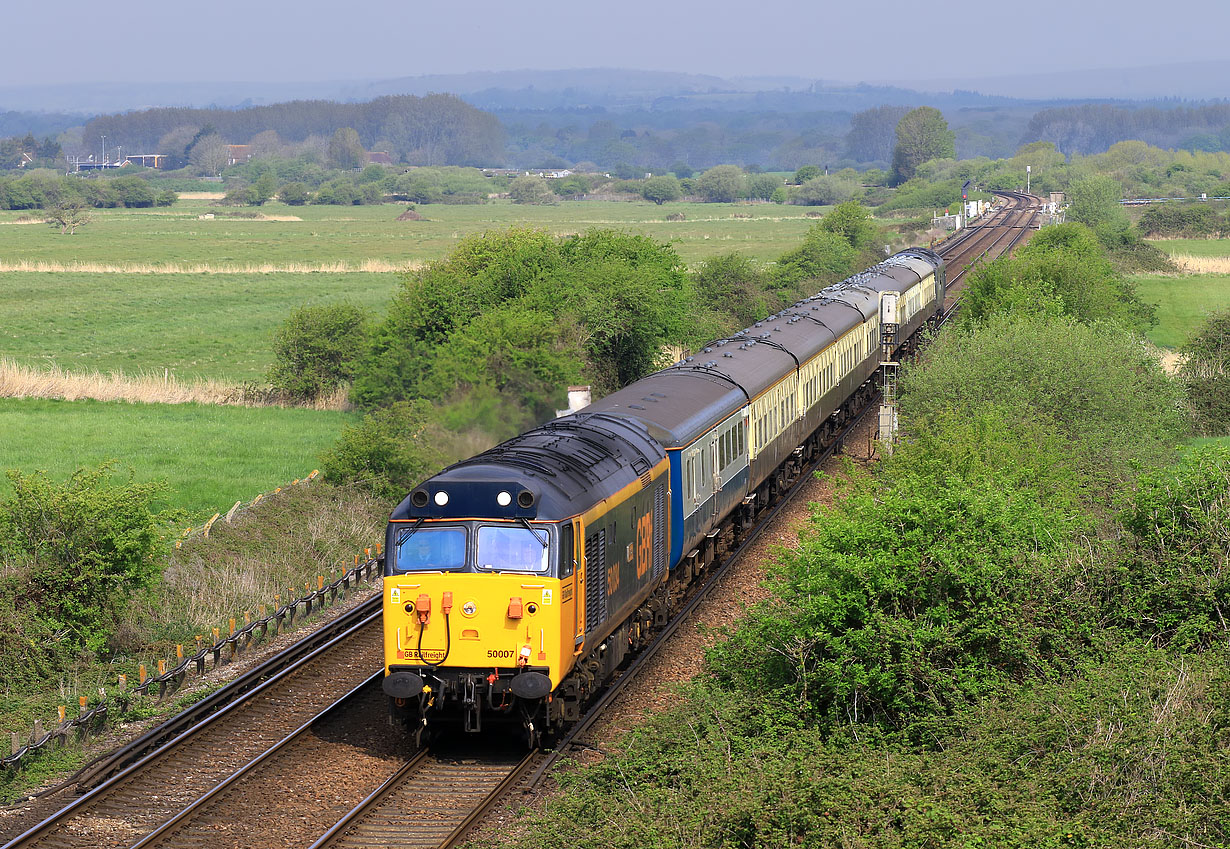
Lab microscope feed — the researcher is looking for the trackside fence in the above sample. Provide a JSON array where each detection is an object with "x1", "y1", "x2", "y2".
[{"x1": 2, "y1": 551, "x2": 383, "y2": 771}]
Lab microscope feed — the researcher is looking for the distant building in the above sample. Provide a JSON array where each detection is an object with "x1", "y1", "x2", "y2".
[
  {"x1": 122, "y1": 154, "x2": 167, "y2": 169},
  {"x1": 227, "y1": 145, "x2": 253, "y2": 166},
  {"x1": 366, "y1": 151, "x2": 394, "y2": 165}
]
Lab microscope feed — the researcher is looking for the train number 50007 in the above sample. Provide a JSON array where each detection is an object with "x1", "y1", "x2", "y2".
[{"x1": 487, "y1": 650, "x2": 516, "y2": 658}]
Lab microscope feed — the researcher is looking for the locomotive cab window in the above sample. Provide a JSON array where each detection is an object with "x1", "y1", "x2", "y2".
[
  {"x1": 394, "y1": 527, "x2": 467, "y2": 573},
  {"x1": 477, "y1": 525, "x2": 551, "y2": 574}
]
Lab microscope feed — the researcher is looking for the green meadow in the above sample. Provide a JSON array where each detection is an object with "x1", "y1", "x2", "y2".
[
  {"x1": 0, "y1": 398, "x2": 353, "y2": 521},
  {"x1": 1134, "y1": 272, "x2": 1230, "y2": 348},
  {"x1": 0, "y1": 198, "x2": 819, "y2": 268},
  {"x1": 2, "y1": 270, "x2": 396, "y2": 380},
  {"x1": 1147, "y1": 237, "x2": 1230, "y2": 258}
]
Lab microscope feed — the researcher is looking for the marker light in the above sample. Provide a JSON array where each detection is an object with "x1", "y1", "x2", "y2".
[
  {"x1": 433, "y1": 491, "x2": 449, "y2": 506},
  {"x1": 497, "y1": 490, "x2": 512, "y2": 507}
]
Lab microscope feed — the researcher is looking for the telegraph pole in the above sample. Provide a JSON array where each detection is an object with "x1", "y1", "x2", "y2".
[{"x1": 878, "y1": 292, "x2": 900, "y2": 455}]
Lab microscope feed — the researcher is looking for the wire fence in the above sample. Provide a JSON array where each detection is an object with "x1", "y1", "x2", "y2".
[
  {"x1": 3, "y1": 551, "x2": 383, "y2": 770},
  {"x1": 176, "y1": 470, "x2": 320, "y2": 547}
]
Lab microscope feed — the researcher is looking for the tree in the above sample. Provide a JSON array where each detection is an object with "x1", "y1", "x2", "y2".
[
  {"x1": 328, "y1": 127, "x2": 366, "y2": 170},
  {"x1": 188, "y1": 133, "x2": 229, "y2": 176},
  {"x1": 891, "y1": 107, "x2": 955, "y2": 184},
  {"x1": 46, "y1": 198, "x2": 90, "y2": 234},
  {"x1": 319, "y1": 400, "x2": 445, "y2": 500},
  {"x1": 793, "y1": 175, "x2": 855, "y2": 206},
  {"x1": 268, "y1": 302, "x2": 370, "y2": 401},
  {"x1": 111, "y1": 175, "x2": 155, "y2": 207},
  {"x1": 1066, "y1": 175, "x2": 1123, "y2": 229},
  {"x1": 252, "y1": 171, "x2": 278, "y2": 205},
  {"x1": 509, "y1": 175, "x2": 555, "y2": 205},
  {"x1": 845, "y1": 105, "x2": 911, "y2": 163},
  {"x1": 818, "y1": 201, "x2": 878, "y2": 251},
  {"x1": 792, "y1": 164, "x2": 821, "y2": 184},
  {"x1": 278, "y1": 182, "x2": 310, "y2": 205},
  {"x1": 745, "y1": 173, "x2": 780, "y2": 201},
  {"x1": 696, "y1": 165, "x2": 746, "y2": 203},
  {"x1": 642, "y1": 175, "x2": 682, "y2": 205},
  {"x1": 1178, "y1": 309, "x2": 1230, "y2": 436}
]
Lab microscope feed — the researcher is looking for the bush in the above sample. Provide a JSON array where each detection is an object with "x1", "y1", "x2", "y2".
[
  {"x1": 693, "y1": 252, "x2": 773, "y2": 329},
  {"x1": 319, "y1": 401, "x2": 446, "y2": 500},
  {"x1": 816, "y1": 201, "x2": 878, "y2": 250},
  {"x1": 0, "y1": 464, "x2": 174, "y2": 658},
  {"x1": 1178, "y1": 308, "x2": 1230, "y2": 435},
  {"x1": 267, "y1": 302, "x2": 369, "y2": 401},
  {"x1": 709, "y1": 424, "x2": 1090, "y2": 733},
  {"x1": 901, "y1": 313, "x2": 1184, "y2": 500},
  {"x1": 961, "y1": 223, "x2": 1156, "y2": 333},
  {"x1": 773, "y1": 224, "x2": 859, "y2": 290},
  {"x1": 509, "y1": 175, "x2": 555, "y2": 205},
  {"x1": 278, "y1": 181, "x2": 311, "y2": 205},
  {"x1": 1119, "y1": 444, "x2": 1230, "y2": 649},
  {"x1": 641, "y1": 175, "x2": 682, "y2": 205},
  {"x1": 1138, "y1": 203, "x2": 1226, "y2": 238},
  {"x1": 792, "y1": 175, "x2": 855, "y2": 206}
]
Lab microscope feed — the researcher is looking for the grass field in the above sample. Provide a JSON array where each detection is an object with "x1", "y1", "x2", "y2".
[
  {"x1": 1134, "y1": 273, "x2": 1230, "y2": 348},
  {"x1": 0, "y1": 198, "x2": 821, "y2": 268},
  {"x1": 0, "y1": 398, "x2": 354, "y2": 520},
  {"x1": 1147, "y1": 238, "x2": 1230, "y2": 258},
  {"x1": 1, "y1": 270, "x2": 397, "y2": 381}
]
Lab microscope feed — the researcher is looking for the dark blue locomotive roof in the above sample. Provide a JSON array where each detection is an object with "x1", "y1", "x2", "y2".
[{"x1": 391, "y1": 411, "x2": 665, "y2": 523}]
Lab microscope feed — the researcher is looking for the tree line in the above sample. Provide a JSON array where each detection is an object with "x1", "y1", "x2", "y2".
[{"x1": 81, "y1": 94, "x2": 504, "y2": 167}]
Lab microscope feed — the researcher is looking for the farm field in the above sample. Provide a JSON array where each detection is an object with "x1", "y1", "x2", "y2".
[
  {"x1": 0, "y1": 198, "x2": 821, "y2": 268},
  {"x1": 1147, "y1": 237, "x2": 1230, "y2": 258},
  {"x1": 1133, "y1": 272, "x2": 1230, "y2": 348},
  {"x1": 0, "y1": 398, "x2": 353, "y2": 520},
  {"x1": 0, "y1": 270, "x2": 396, "y2": 381}
]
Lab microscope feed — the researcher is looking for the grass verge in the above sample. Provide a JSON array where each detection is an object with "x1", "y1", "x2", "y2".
[
  {"x1": 0, "y1": 398, "x2": 354, "y2": 521},
  {"x1": 1134, "y1": 272, "x2": 1230, "y2": 348}
]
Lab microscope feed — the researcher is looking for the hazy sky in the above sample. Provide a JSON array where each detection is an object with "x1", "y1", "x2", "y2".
[{"x1": 3, "y1": 0, "x2": 1226, "y2": 88}]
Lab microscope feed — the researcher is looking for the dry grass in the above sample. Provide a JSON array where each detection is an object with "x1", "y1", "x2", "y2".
[
  {"x1": 0, "y1": 259, "x2": 421, "y2": 274},
  {"x1": 157, "y1": 483, "x2": 388, "y2": 631},
  {"x1": 1167, "y1": 253, "x2": 1230, "y2": 274},
  {"x1": 176, "y1": 191, "x2": 226, "y2": 200},
  {"x1": 0, "y1": 358, "x2": 349, "y2": 410}
]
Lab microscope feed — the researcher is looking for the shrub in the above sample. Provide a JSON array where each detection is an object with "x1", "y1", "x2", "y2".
[
  {"x1": 319, "y1": 400, "x2": 446, "y2": 500},
  {"x1": 1119, "y1": 445, "x2": 1230, "y2": 649},
  {"x1": 901, "y1": 313, "x2": 1184, "y2": 501},
  {"x1": 509, "y1": 175, "x2": 555, "y2": 205},
  {"x1": 1138, "y1": 203, "x2": 1225, "y2": 238},
  {"x1": 1178, "y1": 308, "x2": 1230, "y2": 435},
  {"x1": 278, "y1": 181, "x2": 310, "y2": 205},
  {"x1": 267, "y1": 302, "x2": 370, "y2": 401},
  {"x1": 641, "y1": 175, "x2": 682, "y2": 205},
  {"x1": 792, "y1": 175, "x2": 855, "y2": 206},
  {"x1": 0, "y1": 464, "x2": 174, "y2": 657}
]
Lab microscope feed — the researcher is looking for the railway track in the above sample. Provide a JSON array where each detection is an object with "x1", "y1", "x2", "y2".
[
  {"x1": 1, "y1": 604, "x2": 385, "y2": 849},
  {"x1": 1, "y1": 195, "x2": 1039, "y2": 849}
]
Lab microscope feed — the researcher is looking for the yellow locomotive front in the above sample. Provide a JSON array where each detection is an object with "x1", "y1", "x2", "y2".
[
  {"x1": 382, "y1": 482, "x2": 580, "y2": 744},
  {"x1": 381, "y1": 410, "x2": 668, "y2": 746}
]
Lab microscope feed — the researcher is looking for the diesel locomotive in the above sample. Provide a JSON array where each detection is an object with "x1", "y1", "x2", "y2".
[{"x1": 382, "y1": 248, "x2": 946, "y2": 744}]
